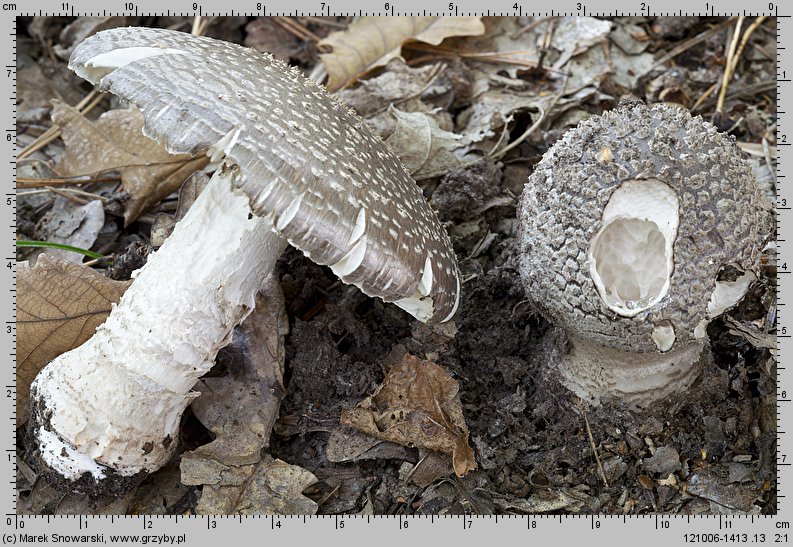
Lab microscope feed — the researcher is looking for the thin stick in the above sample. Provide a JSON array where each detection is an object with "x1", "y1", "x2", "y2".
[
  {"x1": 511, "y1": 16, "x2": 558, "y2": 39},
  {"x1": 18, "y1": 187, "x2": 109, "y2": 200},
  {"x1": 191, "y1": 16, "x2": 202, "y2": 35},
  {"x1": 697, "y1": 80, "x2": 775, "y2": 112},
  {"x1": 299, "y1": 16, "x2": 347, "y2": 29},
  {"x1": 731, "y1": 17, "x2": 768, "y2": 75},
  {"x1": 45, "y1": 186, "x2": 91, "y2": 205},
  {"x1": 404, "y1": 43, "x2": 542, "y2": 70},
  {"x1": 489, "y1": 106, "x2": 546, "y2": 160},
  {"x1": 583, "y1": 410, "x2": 610, "y2": 488},
  {"x1": 651, "y1": 17, "x2": 736, "y2": 70},
  {"x1": 17, "y1": 175, "x2": 120, "y2": 189},
  {"x1": 690, "y1": 81, "x2": 719, "y2": 112},
  {"x1": 489, "y1": 73, "x2": 566, "y2": 161},
  {"x1": 716, "y1": 16, "x2": 745, "y2": 117},
  {"x1": 275, "y1": 16, "x2": 322, "y2": 42}
]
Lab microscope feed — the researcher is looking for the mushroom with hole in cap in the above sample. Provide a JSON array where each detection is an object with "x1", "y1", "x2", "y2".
[
  {"x1": 29, "y1": 27, "x2": 460, "y2": 493},
  {"x1": 517, "y1": 100, "x2": 772, "y2": 406}
]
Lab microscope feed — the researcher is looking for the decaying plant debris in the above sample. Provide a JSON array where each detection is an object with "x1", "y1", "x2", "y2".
[{"x1": 16, "y1": 15, "x2": 776, "y2": 515}]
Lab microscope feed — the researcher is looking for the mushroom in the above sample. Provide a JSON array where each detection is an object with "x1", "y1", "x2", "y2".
[
  {"x1": 29, "y1": 27, "x2": 460, "y2": 492},
  {"x1": 517, "y1": 101, "x2": 772, "y2": 406}
]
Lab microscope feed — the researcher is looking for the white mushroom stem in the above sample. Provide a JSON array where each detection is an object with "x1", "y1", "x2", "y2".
[
  {"x1": 558, "y1": 335, "x2": 707, "y2": 406},
  {"x1": 31, "y1": 162, "x2": 287, "y2": 482}
]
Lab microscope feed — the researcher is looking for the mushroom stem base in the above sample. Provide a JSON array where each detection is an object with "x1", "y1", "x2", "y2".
[
  {"x1": 558, "y1": 335, "x2": 708, "y2": 406},
  {"x1": 30, "y1": 163, "x2": 287, "y2": 491}
]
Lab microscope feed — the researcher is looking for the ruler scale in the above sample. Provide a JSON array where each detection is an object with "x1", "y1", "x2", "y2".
[{"x1": 6, "y1": 1, "x2": 789, "y2": 544}]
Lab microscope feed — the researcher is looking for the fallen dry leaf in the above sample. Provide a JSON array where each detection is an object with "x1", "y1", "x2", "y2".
[
  {"x1": 195, "y1": 456, "x2": 318, "y2": 515},
  {"x1": 17, "y1": 255, "x2": 130, "y2": 424},
  {"x1": 550, "y1": 17, "x2": 613, "y2": 70},
  {"x1": 386, "y1": 106, "x2": 470, "y2": 179},
  {"x1": 326, "y1": 426, "x2": 415, "y2": 464},
  {"x1": 492, "y1": 487, "x2": 593, "y2": 513},
  {"x1": 341, "y1": 348, "x2": 476, "y2": 477},
  {"x1": 319, "y1": 16, "x2": 484, "y2": 91},
  {"x1": 52, "y1": 102, "x2": 208, "y2": 225},
  {"x1": 181, "y1": 276, "x2": 302, "y2": 514}
]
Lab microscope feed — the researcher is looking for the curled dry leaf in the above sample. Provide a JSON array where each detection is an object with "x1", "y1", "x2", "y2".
[
  {"x1": 319, "y1": 16, "x2": 485, "y2": 91},
  {"x1": 16, "y1": 255, "x2": 130, "y2": 424},
  {"x1": 385, "y1": 106, "x2": 471, "y2": 180},
  {"x1": 341, "y1": 349, "x2": 477, "y2": 477},
  {"x1": 550, "y1": 17, "x2": 613, "y2": 70},
  {"x1": 52, "y1": 102, "x2": 208, "y2": 225}
]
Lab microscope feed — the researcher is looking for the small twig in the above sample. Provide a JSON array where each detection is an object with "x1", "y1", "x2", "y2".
[
  {"x1": 486, "y1": 122, "x2": 512, "y2": 158},
  {"x1": 489, "y1": 106, "x2": 546, "y2": 160},
  {"x1": 697, "y1": 81, "x2": 776, "y2": 113},
  {"x1": 732, "y1": 17, "x2": 768, "y2": 73},
  {"x1": 315, "y1": 483, "x2": 341, "y2": 508},
  {"x1": 582, "y1": 410, "x2": 610, "y2": 488},
  {"x1": 511, "y1": 16, "x2": 558, "y2": 39},
  {"x1": 275, "y1": 16, "x2": 322, "y2": 42},
  {"x1": 18, "y1": 187, "x2": 109, "y2": 201},
  {"x1": 17, "y1": 174, "x2": 121, "y2": 189},
  {"x1": 723, "y1": 116, "x2": 745, "y2": 134},
  {"x1": 715, "y1": 16, "x2": 745, "y2": 117},
  {"x1": 403, "y1": 453, "x2": 428, "y2": 484},
  {"x1": 45, "y1": 186, "x2": 92, "y2": 205},
  {"x1": 299, "y1": 16, "x2": 348, "y2": 30},
  {"x1": 489, "y1": 72, "x2": 565, "y2": 161},
  {"x1": 190, "y1": 16, "x2": 212, "y2": 37},
  {"x1": 82, "y1": 254, "x2": 114, "y2": 268},
  {"x1": 751, "y1": 41, "x2": 774, "y2": 62},
  {"x1": 510, "y1": 299, "x2": 531, "y2": 321},
  {"x1": 404, "y1": 43, "x2": 542, "y2": 70},
  {"x1": 690, "y1": 81, "x2": 718, "y2": 112}
]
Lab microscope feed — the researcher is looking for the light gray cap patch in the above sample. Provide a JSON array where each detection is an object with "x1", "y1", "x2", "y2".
[{"x1": 69, "y1": 27, "x2": 460, "y2": 323}]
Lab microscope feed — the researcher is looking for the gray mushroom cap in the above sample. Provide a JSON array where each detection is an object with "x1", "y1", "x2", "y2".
[
  {"x1": 518, "y1": 102, "x2": 772, "y2": 353},
  {"x1": 69, "y1": 27, "x2": 460, "y2": 323}
]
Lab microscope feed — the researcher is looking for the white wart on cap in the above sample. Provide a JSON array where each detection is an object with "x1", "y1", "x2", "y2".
[{"x1": 517, "y1": 102, "x2": 771, "y2": 405}]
